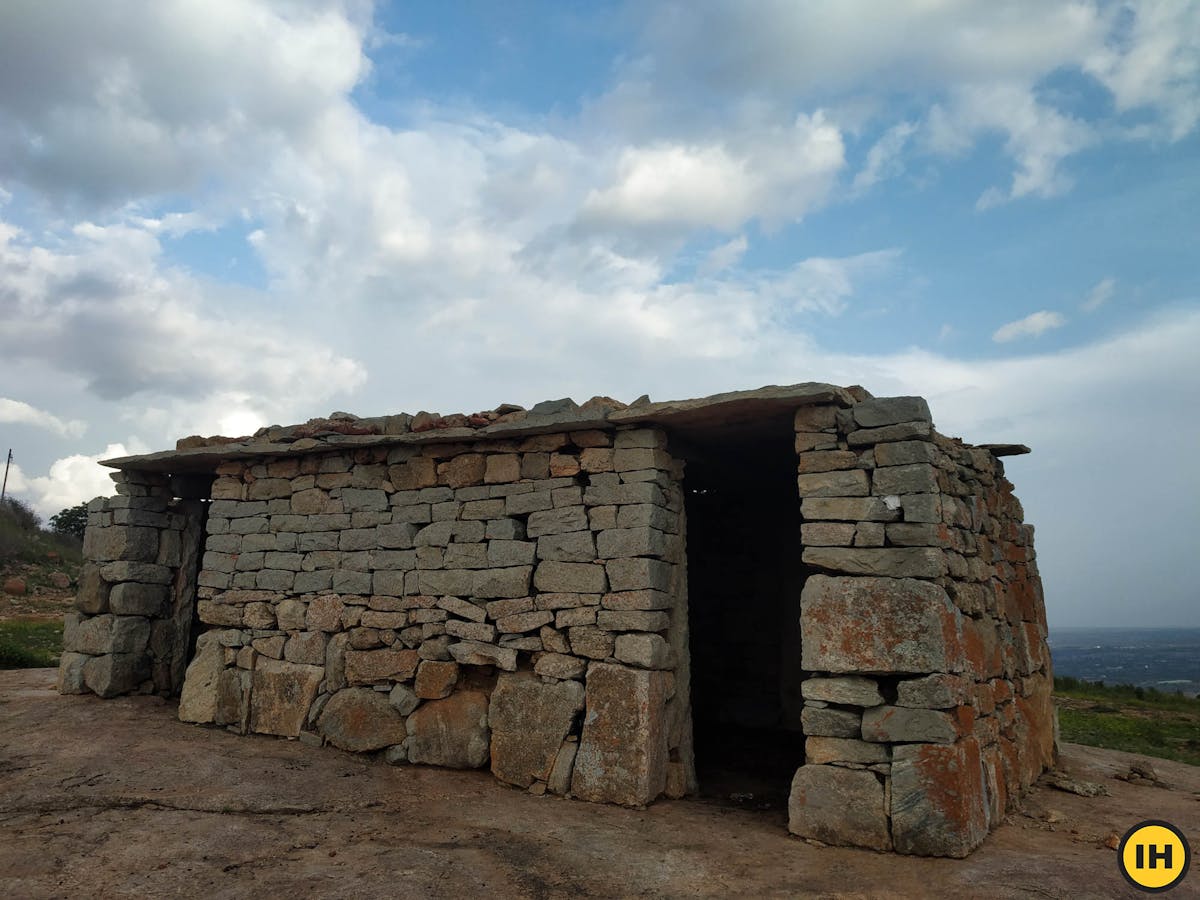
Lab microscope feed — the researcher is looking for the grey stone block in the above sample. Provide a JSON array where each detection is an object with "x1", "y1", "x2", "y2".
[
  {"x1": 109, "y1": 583, "x2": 167, "y2": 616},
  {"x1": 605, "y1": 557, "x2": 672, "y2": 592},
  {"x1": 534, "y1": 561, "x2": 608, "y2": 594},
  {"x1": 788, "y1": 765, "x2": 890, "y2": 851}
]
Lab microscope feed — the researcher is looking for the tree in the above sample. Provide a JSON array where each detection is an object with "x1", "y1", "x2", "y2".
[{"x1": 49, "y1": 502, "x2": 88, "y2": 540}]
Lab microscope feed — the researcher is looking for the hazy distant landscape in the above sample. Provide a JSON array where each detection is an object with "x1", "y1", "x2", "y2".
[{"x1": 1049, "y1": 627, "x2": 1200, "y2": 698}]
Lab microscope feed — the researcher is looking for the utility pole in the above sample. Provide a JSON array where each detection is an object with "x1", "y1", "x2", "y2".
[{"x1": 1, "y1": 449, "x2": 11, "y2": 502}]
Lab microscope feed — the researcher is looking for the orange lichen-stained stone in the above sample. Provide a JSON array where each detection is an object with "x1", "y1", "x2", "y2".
[
  {"x1": 800, "y1": 575, "x2": 965, "y2": 675},
  {"x1": 891, "y1": 737, "x2": 989, "y2": 857},
  {"x1": 571, "y1": 663, "x2": 668, "y2": 806}
]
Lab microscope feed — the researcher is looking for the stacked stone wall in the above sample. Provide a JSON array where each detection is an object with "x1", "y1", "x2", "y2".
[
  {"x1": 176, "y1": 426, "x2": 693, "y2": 803},
  {"x1": 788, "y1": 396, "x2": 1053, "y2": 857},
  {"x1": 59, "y1": 471, "x2": 201, "y2": 697},
  {"x1": 55, "y1": 386, "x2": 1053, "y2": 858}
]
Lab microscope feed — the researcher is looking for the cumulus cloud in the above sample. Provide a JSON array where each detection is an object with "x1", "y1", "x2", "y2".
[
  {"x1": 1082, "y1": 276, "x2": 1116, "y2": 312},
  {"x1": 580, "y1": 114, "x2": 844, "y2": 234},
  {"x1": 992, "y1": 310, "x2": 1068, "y2": 343},
  {"x1": 1084, "y1": 1, "x2": 1200, "y2": 140},
  {"x1": 608, "y1": 1, "x2": 1193, "y2": 209},
  {"x1": 0, "y1": 398, "x2": 86, "y2": 437},
  {"x1": 0, "y1": 217, "x2": 366, "y2": 412},
  {"x1": 0, "y1": 0, "x2": 370, "y2": 211}
]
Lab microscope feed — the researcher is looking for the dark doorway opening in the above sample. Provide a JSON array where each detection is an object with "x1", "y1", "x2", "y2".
[
  {"x1": 681, "y1": 422, "x2": 807, "y2": 812},
  {"x1": 167, "y1": 474, "x2": 213, "y2": 694}
]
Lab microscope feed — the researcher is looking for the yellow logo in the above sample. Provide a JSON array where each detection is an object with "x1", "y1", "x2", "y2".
[{"x1": 1118, "y1": 820, "x2": 1191, "y2": 893}]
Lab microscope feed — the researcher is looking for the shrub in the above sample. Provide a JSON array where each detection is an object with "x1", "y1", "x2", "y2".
[{"x1": 0, "y1": 496, "x2": 40, "y2": 532}]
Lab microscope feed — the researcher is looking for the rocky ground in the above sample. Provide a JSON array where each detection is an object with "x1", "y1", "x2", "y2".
[
  {"x1": 1, "y1": 669, "x2": 1197, "y2": 898},
  {"x1": 0, "y1": 562, "x2": 76, "y2": 622}
]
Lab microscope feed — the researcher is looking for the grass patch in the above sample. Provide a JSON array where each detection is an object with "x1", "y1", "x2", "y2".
[
  {"x1": 1055, "y1": 675, "x2": 1199, "y2": 713},
  {"x1": 0, "y1": 618, "x2": 63, "y2": 669},
  {"x1": 1054, "y1": 676, "x2": 1200, "y2": 767}
]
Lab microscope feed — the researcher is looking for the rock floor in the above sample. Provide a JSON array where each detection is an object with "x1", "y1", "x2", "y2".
[{"x1": 1, "y1": 668, "x2": 1197, "y2": 898}]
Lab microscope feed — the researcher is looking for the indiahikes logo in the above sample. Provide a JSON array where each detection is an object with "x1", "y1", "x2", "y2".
[{"x1": 1118, "y1": 820, "x2": 1191, "y2": 893}]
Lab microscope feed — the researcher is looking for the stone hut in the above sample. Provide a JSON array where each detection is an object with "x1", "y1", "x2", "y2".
[{"x1": 57, "y1": 384, "x2": 1054, "y2": 857}]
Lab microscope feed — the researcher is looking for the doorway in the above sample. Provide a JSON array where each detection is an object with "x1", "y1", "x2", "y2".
[{"x1": 681, "y1": 423, "x2": 807, "y2": 811}]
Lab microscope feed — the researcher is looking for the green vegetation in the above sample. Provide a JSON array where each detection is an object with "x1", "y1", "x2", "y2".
[
  {"x1": 0, "y1": 618, "x2": 63, "y2": 668},
  {"x1": 1055, "y1": 676, "x2": 1200, "y2": 767},
  {"x1": 49, "y1": 502, "x2": 89, "y2": 540},
  {"x1": 0, "y1": 497, "x2": 83, "y2": 568}
]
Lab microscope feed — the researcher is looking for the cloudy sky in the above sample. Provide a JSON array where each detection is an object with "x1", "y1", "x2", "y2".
[{"x1": 1, "y1": 1, "x2": 1197, "y2": 628}]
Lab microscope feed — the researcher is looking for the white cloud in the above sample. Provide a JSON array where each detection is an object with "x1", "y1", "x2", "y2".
[
  {"x1": 631, "y1": 1, "x2": 1105, "y2": 100},
  {"x1": 0, "y1": 216, "x2": 366, "y2": 416},
  {"x1": 852, "y1": 121, "x2": 916, "y2": 193},
  {"x1": 925, "y1": 83, "x2": 1094, "y2": 208},
  {"x1": 0, "y1": 398, "x2": 86, "y2": 438},
  {"x1": 992, "y1": 310, "x2": 1068, "y2": 343},
  {"x1": 698, "y1": 235, "x2": 748, "y2": 276},
  {"x1": 608, "y1": 1, "x2": 1192, "y2": 210},
  {"x1": 1084, "y1": 1, "x2": 1200, "y2": 141},
  {"x1": 5, "y1": 442, "x2": 146, "y2": 520},
  {"x1": 579, "y1": 113, "x2": 844, "y2": 233},
  {"x1": 1082, "y1": 276, "x2": 1116, "y2": 312},
  {"x1": 0, "y1": 0, "x2": 369, "y2": 210}
]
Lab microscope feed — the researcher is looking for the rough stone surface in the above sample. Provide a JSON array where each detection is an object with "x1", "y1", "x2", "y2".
[
  {"x1": 613, "y1": 633, "x2": 672, "y2": 669},
  {"x1": 788, "y1": 765, "x2": 891, "y2": 851},
  {"x1": 448, "y1": 640, "x2": 517, "y2": 671},
  {"x1": 896, "y1": 674, "x2": 972, "y2": 709},
  {"x1": 74, "y1": 564, "x2": 110, "y2": 614},
  {"x1": 572, "y1": 663, "x2": 669, "y2": 806},
  {"x1": 801, "y1": 576, "x2": 964, "y2": 674},
  {"x1": 800, "y1": 706, "x2": 862, "y2": 738},
  {"x1": 861, "y1": 706, "x2": 964, "y2": 744},
  {"x1": 249, "y1": 658, "x2": 323, "y2": 737},
  {"x1": 108, "y1": 582, "x2": 168, "y2": 616},
  {"x1": 318, "y1": 688, "x2": 408, "y2": 752},
  {"x1": 82, "y1": 653, "x2": 144, "y2": 699},
  {"x1": 345, "y1": 648, "x2": 419, "y2": 685},
  {"x1": 534, "y1": 652, "x2": 587, "y2": 680},
  {"x1": 801, "y1": 546, "x2": 947, "y2": 579},
  {"x1": 489, "y1": 674, "x2": 585, "y2": 788},
  {"x1": 406, "y1": 691, "x2": 491, "y2": 769},
  {"x1": 891, "y1": 739, "x2": 989, "y2": 857},
  {"x1": 56, "y1": 652, "x2": 88, "y2": 694},
  {"x1": 805, "y1": 737, "x2": 891, "y2": 765},
  {"x1": 852, "y1": 396, "x2": 932, "y2": 428},
  {"x1": 547, "y1": 741, "x2": 578, "y2": 795},
  {"x1": 801, "y1": 676, "x2": 884, "y2": 707},
  {"x1": 178, "y1": 639, "x2": 224, "y2": 723},
  {"x1": 415, "y1": 660, "x2": 459, "y2": 699},
  {"x1": 385, "y1": 685, "x2": 417, "y2": 716}
]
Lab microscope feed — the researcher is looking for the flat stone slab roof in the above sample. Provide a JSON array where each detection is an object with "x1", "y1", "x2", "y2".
[{"x1": 103, "y1": 383, "x2": 861, "y2": 473}]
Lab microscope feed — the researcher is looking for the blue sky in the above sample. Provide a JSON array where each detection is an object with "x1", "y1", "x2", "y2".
[{"x1": 0, "y1": 1, "x2": 1197, "y2": 627}]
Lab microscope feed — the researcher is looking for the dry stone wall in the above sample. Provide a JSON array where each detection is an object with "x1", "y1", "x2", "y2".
[
  {"x1": 177, "y1": 426, "x2": 693, "y2": 804},
  {"x1": 59, "y1": 471, "x2": 201, "y2": 698},
  {"x1": 789, "y1": 396, "x2": 1053, "y2": 857},
  {"x1": 55, "y1": 384, "x2": 1053, "y2": 859}
]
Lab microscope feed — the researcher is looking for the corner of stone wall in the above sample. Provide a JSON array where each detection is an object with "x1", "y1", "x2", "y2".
[
  {"x1": 786, "y1": 395, "x2": 1052, "y2": 858},
  {"x1": 58, "y1": 470, "x2": 200, "y2": 698}
]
